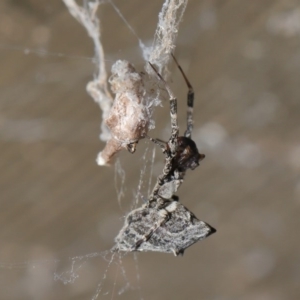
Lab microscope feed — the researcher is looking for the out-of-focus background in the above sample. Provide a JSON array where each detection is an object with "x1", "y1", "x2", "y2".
[{"x1": 1, "y1": 0, "x2": 300, "y2": 299}]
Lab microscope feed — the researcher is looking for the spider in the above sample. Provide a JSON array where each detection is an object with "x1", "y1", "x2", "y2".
[
  {"x1": 113, "y1": 195, "x2": 216, "y2": 256},
  {"x1": 148, "y1": 54, "x2": 205, "y2": 200}
]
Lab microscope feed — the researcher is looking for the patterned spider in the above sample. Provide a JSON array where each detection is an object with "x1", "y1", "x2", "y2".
[
  {"x1": 113, "y1": 196, "x2": 215, "y2": 256},
  {"x1": 148, "y1": 54, "x2": 205, "y2": 200},
  {"x1": 113, "y1": 56, "x2": 215, "y2": 256}
]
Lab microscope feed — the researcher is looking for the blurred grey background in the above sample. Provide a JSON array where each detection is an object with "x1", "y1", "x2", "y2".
[{"x1": 0, "y1": 0, "x2": 300, "y2": 299}]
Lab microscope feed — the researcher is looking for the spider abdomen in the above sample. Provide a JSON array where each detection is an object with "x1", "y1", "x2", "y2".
[{"x1": 173, "y1": 136, "x2": 205, "y2": 172}]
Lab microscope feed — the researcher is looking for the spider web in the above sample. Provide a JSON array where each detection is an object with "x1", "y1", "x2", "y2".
[{"x1": 0, "y1": 0, "x2": 188, "y2": 299}]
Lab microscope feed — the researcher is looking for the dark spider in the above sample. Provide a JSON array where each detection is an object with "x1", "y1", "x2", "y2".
[
  {"x1": 148, "y1": 54, "x2": 205, "y2": 200},
  {"x1": 169, "y1": 136, "x2": 204, "y2": 172}
]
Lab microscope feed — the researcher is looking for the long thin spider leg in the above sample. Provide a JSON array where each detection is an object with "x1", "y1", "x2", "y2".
[
  {"x1": 171, "y1": 53, "x2": 194, "y2": 139},
  {"x1": 148, "y1": 63, "x2": 180, "y2": 201},
  {"x1": 148, "y1": 62, "x2": 179, "y2": 151},
  {"x1": 149, "y1": 157, "x2": 173, "y2": 201},
  {"x1": 146, "y1": 135, "x2": 167, "y2": 153},
  {"x1": 146, "y1": 134, "x2": 171, "y2": 200}
]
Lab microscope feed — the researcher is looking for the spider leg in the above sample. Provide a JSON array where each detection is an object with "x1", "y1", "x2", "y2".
[
  {"x1": 146, "y1": 135, "x2": 167, "y2": 154},
  {"x1": 148, "y1": 62, "x2": 179, "y2": 151},
  {"x1": 133, "y1": 208, "x2": 170, "y2": 250},
  {"x1": 149, "y1": 157, "x2": 173, "y2": 201},
  {"x1": 148, "y1": 62, "x2": 180, "y2": 200},
  {"x1": 146, "y1": 135, "x2": 172, "y2": 200},
  {"x1": 147, "y1": 135, "x2": 184, "y2": 199},
  {"x1": 171, "y1": 54, "x2": 194, "y2": 139}
]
